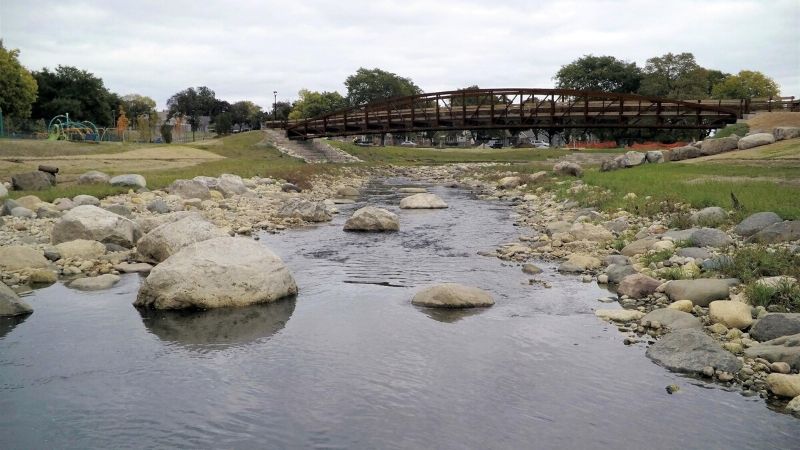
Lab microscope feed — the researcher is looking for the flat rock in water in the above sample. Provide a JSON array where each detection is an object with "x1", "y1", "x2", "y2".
[
  {"x1": 0, "y1": 281, "x2": 33, "y2": 316},
  {"x1": 641, "y1": 308, "x2": 702, "y2": 330},
  {"x1": 135, "y1": 237, "x2": 297, "y2": 310},
  {"x1": 399, "y1": 193, "x2": 448, "y2": 209},
  {"x1": 750, "y1": 313, "x2": 800, "y2": 342},
  {"x1": 411, "y1": 284, "x2": 494, "y2": 308},
  {"x1": 595, "y1": 309, "x2": 644, "y2": 323},
  {"x1": 733, "y1": 212, "x2": 782, "y2": 237},
  {"x1": 745, "y1": 333, "x2": 800, "y2": 371},
  {"x1": 664, "y1": 278, "x2": 738, "y2": 307},
  {"x1": 69, "y1": 274, "x2": 121, "y2": 291},
  {"x1": 645, "y1": 328, "x2": 742, "y2": 375},
  {"x1": 343, "y1": 206, "x2": 399, "y2": 232}
]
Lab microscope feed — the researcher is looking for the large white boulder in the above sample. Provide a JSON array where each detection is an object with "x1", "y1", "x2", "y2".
[
  {"x1": 343, "y1": 206, "x2": 399, "y2": 232},
  {"x1": 399, "y1": 193, "x2": 448, "y2": 209},
  {"x1": 51, "y1": 205, "x2": 140, "y2": 248},
  {"x1": 135, "y1": 237, "x2": 297, "y2": 310},
  {"x1": 738, "y1": 133, "x2": 775, "y2": 150},
  {"x1": 136, "y1": 216, "x2": 228, "y2": 263},
  {"x1": 110, "y1": 174, "x2": 147, "y2": 189},
  {"x1": 167, "y1": 179, "x2": 211, "y2": 199},
  {"x1": 54, "y1": 239, "x2": 106, "y2": 260},
  {"x1": 709, "y1": 300, "x2": 753, "y2": 330},
  {"x1": 214, "y1": 174, "x2": 248, "y2": 197}
]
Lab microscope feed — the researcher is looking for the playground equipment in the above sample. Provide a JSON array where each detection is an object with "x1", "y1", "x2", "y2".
[{"x1": 47, "y1": 113, "x2": 100, "y2": 141}]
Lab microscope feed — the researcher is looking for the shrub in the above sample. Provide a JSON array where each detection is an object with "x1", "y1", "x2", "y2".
[
  {"x1": 160, "y1": 123, "x2": 173, "y2": 143},
  {"x1": 744, "y1": 279, "x2": 800, "y2": 310},
  {"x1": 713, "y1": 123, "x2": 749, "y2": 139}
]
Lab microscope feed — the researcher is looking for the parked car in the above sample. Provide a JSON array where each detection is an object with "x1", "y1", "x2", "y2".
[
  {"x1": 532, "y1": 140, "x2": 550, "y2": 148},
  {"x1": 486, "y1": 139, "x2": 503, "y2": 149},
  {"x1": 399, "y1": 140, "x2": 417, "y2": 147}
]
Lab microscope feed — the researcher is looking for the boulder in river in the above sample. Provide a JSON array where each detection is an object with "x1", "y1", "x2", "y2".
[
  {"x1": 277, "y1": 198, "x2": 333, "y2": 222},
  {"x1": 0, "y1": 245, "x2": 49, "y2": 271},
  {"x1": 343, "y1": 206, "x2": 399, "y2": 232},
  {"x1": 766, "y1": 373, "x2": 800, "y2": 398},
  {"x1": 0, "y1": 281, "x2": 33, "y2": 317},
  {"x1": 137, "y1": 216, "x2": 228, "y2": 263},
  {"x1": 645, "y1": 328, "x2": 742, "y2": 375},
  {"x1": 595, "y1": 309, "x2": 644, "y2": 323},
  {"x1": 558, "y1": 254, "x2": 601, "y2": 273},
  {"x1": 399, "y1": 193, "x2": 448, "y2": 209},
  {"x1": 51, "y1": 205, "x2": 140, "y2": 248},
  {"x1": 69, "y1": 274, "x2": 121, "y2": 291},
  {"x1": 745, "y1": 333, "x2": 800, "y2": 371},
  {"x1": 641, "y1": 308, "x2": 702, "y2": 330},
  {"x1": 135, "y1": 237, "x2": 297, "y2": 310},
  {"x1": 750, "y1": 313, "x2": 800, "y2": 342},
  {"x1": 664, "y1": 278, "x2": 738, "y2": 307},
  {"x1": 411, "y1": 283, "x2": 494, "y2": 308}
]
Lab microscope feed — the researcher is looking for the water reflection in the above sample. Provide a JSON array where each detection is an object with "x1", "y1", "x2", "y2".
[
  {"x1": 417, "y1": 306, "x2": 486, "y2": 323},
  {"x1": 0, "y1": 315, "x2": 29, "y2": 339},
  {"x1": 137, "y1": 297, "x2": 296, "y2": 349}
]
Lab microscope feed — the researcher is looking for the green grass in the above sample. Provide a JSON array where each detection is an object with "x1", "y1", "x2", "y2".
[
  {"x1": 641, "y1": 249, "x2": 675, "y2": 267},
  {"x1": 717, "y1": 246, "x2": 800, "y2": 284},
  {"x1": 8, "y1": 185, "x2": 131, "y2": 203},
  {"x1": 580, "y1": 162, "x2": 800, "y2": 219},
  {"x1": 0, "y1": 138, "x2": 139, "y2": 157},
  {"x1": 329, "y1": 141, "x2": 570, "y2": 164},
  {"x1": 744, "y1": 279, "x2": 800, "y2": 310}
]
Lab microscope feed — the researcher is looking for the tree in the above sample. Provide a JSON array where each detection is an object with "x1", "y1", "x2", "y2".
[
  {"x1": 31, "y1": 65, "x2": 116, "y2": 125},
  {"x1": 213, "y1": 112, "x2": 233, "y2": 135},
  {"x1": 229, "y1": 100, "x2": 263, "y2": 128},
  {"x1": 120, "y1": 94, "x2": 157, "y2": 120},
  {"x1": 288, "y1": 89, "x2": 347, "y2": 119},
  {"x1": 166, "y1": 86, "x2": 218, "y2": 138},
  {"x1": 271, "y1": 101, "x2": 292, "y2": 121},
  {"x1": 160, "y1": 123, "x2": 173, "y2": 143},
  {"x1": 554, "y1": 55, "x2": 642, "y2": 93},
  {"x1": 0, "y1": 40, "x2": 38, "y2": 120},
  {"x1": 638, "y1": 52, "x2": 710, "y2": 98},
  {"x1": 712, "y1": 70, "x2": 780, "y2": 99},
  {"x1": 344, "y1": 67, "x2": 422, "y2": 106}
]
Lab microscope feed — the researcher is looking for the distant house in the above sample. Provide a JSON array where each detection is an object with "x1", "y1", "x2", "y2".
[{"x1": 155, "y1": 110, "x2": 211, "y2": 137}]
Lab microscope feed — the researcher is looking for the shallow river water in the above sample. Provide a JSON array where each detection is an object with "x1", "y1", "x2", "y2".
[{"x1": 1, "y1": 179, "x2": 798, "y2": 449}]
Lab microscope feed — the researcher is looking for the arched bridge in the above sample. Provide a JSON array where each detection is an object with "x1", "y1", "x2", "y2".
[{"x1": 278, "y1": 88, "x2": 797, "y2": 140}]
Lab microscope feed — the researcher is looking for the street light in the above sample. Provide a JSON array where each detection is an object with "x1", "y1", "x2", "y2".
[{"x1": 273, "y1": 91, "x2": 277, "y2": 122}]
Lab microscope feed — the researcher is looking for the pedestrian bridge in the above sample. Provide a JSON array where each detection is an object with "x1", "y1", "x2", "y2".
[{"x1": 268, "y1": 88, "x2": 797, "y2": 140}]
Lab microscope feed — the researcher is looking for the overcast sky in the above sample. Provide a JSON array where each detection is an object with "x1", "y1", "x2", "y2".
[{"x1": 2, "y1": 0, "x2": 798, "y2": 110}]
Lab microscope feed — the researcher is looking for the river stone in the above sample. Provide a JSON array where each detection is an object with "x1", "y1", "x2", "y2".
[
  {"x1": 497, "y1": 176, "x2": 521, "y2": 189},
  {"x1": 53, "y1": 198, "x2": 74, "y2": 211},
  {"x1": 546, "y1": 221, "x2": 571, "y2": 236},
  {"x1": 336, "y1": 186, "x2": 359, "y2": 197},
  {"x1": 522, "y1": 263, "x2": 542, "y2": 275},
  {"x1": 766, "y1": 373, "x2": 800, "y2": 398},
  {"x1": 11, "y1": 171, "x2": 55, "y2": 191},
  {"x1": 700, "y1": 136, "x2": 739, "y2": 155},
  {"x1": 617, "y1": 273, "x2": 661, "y2": 299},
  {"x1": 689, "y1": 228, "x2": 732, "y2": 248},
  {"x1": 213, "y1": 174, "x2": 248, "y2": 197},
  {"x1": 646, "y1": 329, "x2": 742, "y2": 374},
  {"x1": 137, "y1": 217, "x2": 227, "y2": 263},
  {"x1": 738, "y1": 133, "x2": 775, "y2": 150},
  {"x1": 568, "y1": 222, "x2": 613, "y2": 242},
  {"x1": 664, "y1": 278, "x2": 738, "y2": 307},
  {"x1": 787, "y1": 395, "x2": 800, "y2": 414},
  {"x1": 553, "y1": 161, "x2": 582, "y2": 177},
  {"x1": 733, "y1": 212, "x2": 782, "y2": 237},
  {"x1": 411, "y1": 284, "x2": 494, "y2": 308},
  {"x1": 77, "y1": 170, "x2": 110, "y2": 184},
  {"x1": 676, "y1": 247, "x2": 712, "y2": 260},
  {"x1": 0, "y1": 246, "x2": 49, "y2": 271},
  {"x1": 689, "y1": 207, "x2": 727, "y2": 226},
  {"x1": 645, "y1": 151, "x2": 664, "y2": 163},
  {"x1": 621, "y1": 238, "x2": 659, "y2": 256},
  {"x1": 671, "y1": 145, "x2": 701, "y2": 161},
  {"x1": 595, "y1": 309, "x2": 644, "y2": 323},
  {"x1": 54, "y1": 239, "x2": 106, "y2": 260},
  {"x1": 104, "y1": 204, "x2": 133, "y2": 218},
  {"x1": 0, "y1": 281, "x2": 33, "y2": 316},
  {"x1": 399, "y1": 193, "x2": 448, "y2": 209},
  {"x1": 1, "y1": 198, "x2": 20, "y2": 216},
  {"x1": 167, "y1": 179, "x2": 211, "y2": 200},
  {"x1": 620, "y1": 151, "x2": 647, "y2": 167},
  {"x1": 604, "y1": 255, "x2": 630, "y2": 266},
  {"x1": 114, "y1": 262, "x2": 153, "y2": 273},
  {"x1": 745, "y1": 334, "x2": 800, "y2": 371},
  {"x1": 748, "y1": 221, "x2": 800, "y2": 244},
  {"x1": 709, "y1": 300, "x2": 753, "y2": 330},
  {"x1": 135, "y1": 211, "x2": 200, "y2": 234},
  {"x1": 605, "y1": 264, "x2": 637, "y2": 284},
  {"x1": 10, "y1": 207, "x2": 35, "y2": 218},
  {"x1": 72, "y1": 195, "x2": 100, "y2": 207},
  {"x1": 135, "y1": 237, "x2": 297, "y2": 310},
  {"x1": 558, "y1": 254, "x2": 601, "y2": 273},
  {"x1": 642, "y1": 308, "x2": 702, "y2": 330},
  {"x1": 773, "y1": 127, "x2": 800, "y2": 141},
  {"x1": 343, "y1": 206, "x2": 399, "y2": 232},
  {"x1": 667, "y1": 300, "x2": 694, "y2": 313},
  {"x1": 147, "y1": 198, "x2": 171, "y2": 214},
  {"x1": 52, "y1": 205, "x2": 140, "y2": 248},
  {"x1": 277, "y1": 198, "x2": 332, "y2": 222},
  {"x1": 14, "y1": 195, "x2": 42, "y2": 211},
  {"x1": 69, "y1": 274, "x2": 121, "y2": 291},
  {"x1": 750, "y1": 314, "x2": 800, "y2": 342},
  {"x1": 110, "y1": 174, "x2": 146, "y2": 189}
]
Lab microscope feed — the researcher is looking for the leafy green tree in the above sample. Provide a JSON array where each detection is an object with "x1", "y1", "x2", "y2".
[
  {"x1": 166, "y1": 86, "x2": 218, "y2": 137},
  {"x1": 288, "y1": 89, "x2": 347, "y2": 119},
  {"x1": 32, "y1": 65, "x2": 116, "y2": 125},
  {"x1": 229, "y1": 100, "x2": 263, "y2": 128},
  {"x1": 271, "y1": 101, "x2": 292, "y2": 121},
  {"x1": 120, "y1": 94, "x2": 157, "y2": 121},
  {"x1": 213, "y1": 112, "x2": 233, "y2": 135},
  {"x1": 344, "y1": 67, "x2": 422, "y2": 106},
  {"x1": 554, "y1": 55, "x2": 642, "y2": 93},
  {"x1": 0, "y1": 40, "x2": 38, "y2": 120},
  {"x1": 712, "y1": 70, "x2": 780, "y2": 99},
  {"x1": 638, "y1": 52, "x2": 709, "y2": 98}
]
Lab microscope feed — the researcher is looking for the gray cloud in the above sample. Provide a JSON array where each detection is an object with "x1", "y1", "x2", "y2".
[{"x1": 2, "y1": 0, "x2": 797, "y2": 109}]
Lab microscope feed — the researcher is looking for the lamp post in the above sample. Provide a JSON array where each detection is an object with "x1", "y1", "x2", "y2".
[{"x1": 273, "y1": 91, "x2": 277, "y2": 122}]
